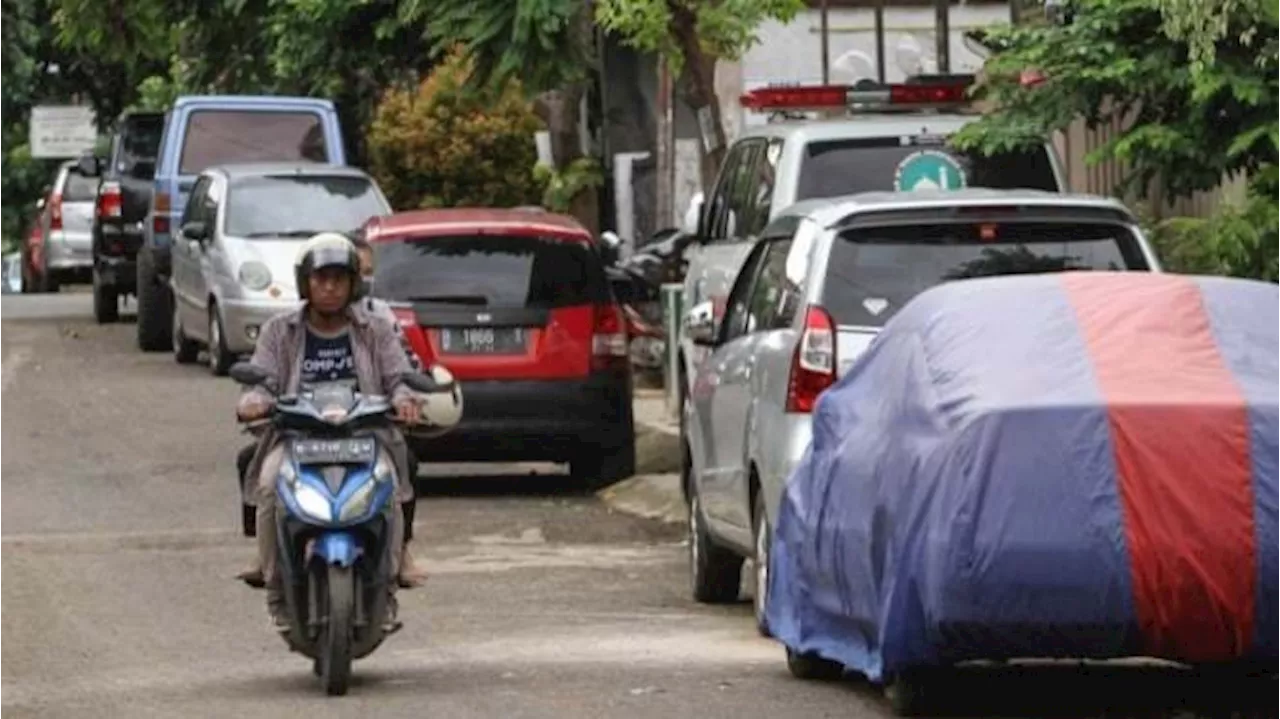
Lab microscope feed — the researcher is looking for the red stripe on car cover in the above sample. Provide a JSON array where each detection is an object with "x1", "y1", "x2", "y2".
[{"x1": 1061, "y1": 273, "x2": 1256, "y2": 662}]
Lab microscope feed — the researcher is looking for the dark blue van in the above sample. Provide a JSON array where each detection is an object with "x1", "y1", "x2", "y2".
[{"x1": 136, "y1": 95, "x2": 347, "y2": 351}]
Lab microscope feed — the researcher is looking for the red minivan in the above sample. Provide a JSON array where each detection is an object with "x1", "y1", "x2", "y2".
[{"x1": 363, "y1": 208, "x2": 635, "y2": 485}]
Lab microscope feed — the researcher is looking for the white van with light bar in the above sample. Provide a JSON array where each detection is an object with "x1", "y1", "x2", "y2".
[{"x1": 675, "y1": 73, "x2": 1067, "y2": 430}]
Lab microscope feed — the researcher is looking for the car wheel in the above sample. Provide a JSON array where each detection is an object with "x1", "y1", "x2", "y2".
[
  {"x1": 172, "y1": 302, "x2": 199, "y2": 364},
  {"x1": 207, "y1": 305, "x2": 233, "y2": 376},
  {"x1": 886, "y1": 669, "x2": 941, "y2": 717},
  {"x1": 136, "y1": 248, "x2": 172, "y2": 352},
  {"x1": 93, "y1": 269, "x2": 119, "y2": 324},
  {"x1": 752, "y1": 490, "x2": 772, "y2": 637},
  {"x1": 785, "y1": 647, "x2": 844, "y2": 681},
  {"x1": 688, "y1": 478, "x2": 742, "y2": 604}
]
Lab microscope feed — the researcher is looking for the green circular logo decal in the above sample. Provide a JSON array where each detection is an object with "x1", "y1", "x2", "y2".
[{"x1": 893, "y1": 150, "x2": 968, "y2": 192}]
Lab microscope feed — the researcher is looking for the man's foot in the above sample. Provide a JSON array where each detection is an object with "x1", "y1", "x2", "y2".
[
  {"x1": 382, "y1": 594, "x2": 403, "y2": 634},
  {"x1": 238, "y1": 563, "x2": 265, "y2": 589},
  {"x1": 268, "y1": 601, "x2": 290, "y2": 633},
  {"x1": 397, "y1": 545, "x2": 428, "y2": 589}
]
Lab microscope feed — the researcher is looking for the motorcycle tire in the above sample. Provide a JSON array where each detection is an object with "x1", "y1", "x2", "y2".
[{"x1": 319, "y1": 564, "x2": 355, "y2": 696}]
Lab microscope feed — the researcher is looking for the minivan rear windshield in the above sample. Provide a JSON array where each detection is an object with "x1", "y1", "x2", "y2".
[
  {"x1": 179, "y1": 110, "x2": 328, "y2": 175},
  {"x1": 372, "y1": 235, "x2": 610, "y2": 308},
  {"x1": 822, "y1": 221, "x2": 1148, "y2": 327},
  {"x1": 796, "y1": 138, "x2": 1058, "y2": 200},
  {"x1": 224, "y1": 175, "x2": 387, "y2": 238},
  {"x1": 122, "y1": 115, "x2": 164, "y2": 161}
]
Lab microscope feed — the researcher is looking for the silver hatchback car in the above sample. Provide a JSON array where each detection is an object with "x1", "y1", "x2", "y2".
[
  {"x1": 35, "y1": 160, "x2": 98, "y2": 290},
  {"x1": 680, "y1": 189, "x2": 1164, "y2": 634},
  {"x1": 169, "y1": 163, "x2": 392, "y2": 375}
]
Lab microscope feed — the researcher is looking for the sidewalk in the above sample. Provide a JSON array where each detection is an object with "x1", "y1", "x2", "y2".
[{"x1": 600, "y1": 388, "x2": 685, "y2": 525}]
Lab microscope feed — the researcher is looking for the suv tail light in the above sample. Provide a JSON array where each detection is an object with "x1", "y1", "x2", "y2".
[
  {"x1": 786, "y1": 305, "x2": 837, "y2": 413},
  {"x1": 49, "y1": 194, "x2": 64, "y2": 231},
  {"x1": 153, "y1": 191, "x2": 171, "y2": 235},
  {"x1": 591, "y1": 303, "x2": 629, "y2": 371},
  {"x1": 98, "y1": 181, "x2": 123, "y2": 219}
]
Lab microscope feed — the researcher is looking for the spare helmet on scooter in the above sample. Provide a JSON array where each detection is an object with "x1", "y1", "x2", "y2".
[
  {"x1": 295, "y1": 232, "x2": 364, "y2": 302},
  {"x1": 412, "y1": 364, "x2": 465, "y2": 439}
]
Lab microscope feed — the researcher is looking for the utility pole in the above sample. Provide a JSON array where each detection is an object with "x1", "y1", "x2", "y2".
[
  {"x1": 935, "y1": 0, "x2": 951, "y2": 74},
  {"x1": 874, "y1": 0, "x2": 886, "y2": 83},
  {"x1": 820, "y1": 0, "x2": 830, "y2": 84}
]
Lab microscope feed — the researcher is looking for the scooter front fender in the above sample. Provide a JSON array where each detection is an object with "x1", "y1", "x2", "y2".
[{"x1": 311, "y1": 531, "x2": 361, "y2": 568}]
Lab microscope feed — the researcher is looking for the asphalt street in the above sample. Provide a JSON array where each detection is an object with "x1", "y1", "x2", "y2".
[{"x1": 2, "y1": 292, "x2": 1274, "y2": 718}]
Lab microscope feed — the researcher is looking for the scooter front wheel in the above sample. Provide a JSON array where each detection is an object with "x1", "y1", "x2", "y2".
[{"x1": 318, "y1": 564, "x2": 354, "y2": 696}]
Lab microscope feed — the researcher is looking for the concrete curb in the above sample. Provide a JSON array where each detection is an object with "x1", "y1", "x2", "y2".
[{"x1": 597, "y1": 472, "x2": 684, "y2": 525}]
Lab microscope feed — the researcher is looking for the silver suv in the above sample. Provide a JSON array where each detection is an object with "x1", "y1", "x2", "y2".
[
  {"x1": 676, "y1": 77, "x2": 1067, "y2": 427},
  {"x1": 680, "y1": 189, "x2": 1162, "y2": 634}
]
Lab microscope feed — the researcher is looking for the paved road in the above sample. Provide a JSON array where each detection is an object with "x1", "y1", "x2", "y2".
[{"x1": 2, "y1": 292, "x2": 1273, "y2": 718}]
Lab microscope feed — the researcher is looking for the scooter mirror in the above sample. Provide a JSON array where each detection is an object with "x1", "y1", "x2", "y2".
[{"x1": 230, "y1": 362, "x2": 275, "y2": 391}]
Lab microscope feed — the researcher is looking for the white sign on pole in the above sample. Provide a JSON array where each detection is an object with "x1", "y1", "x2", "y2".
[{"x1": 30, "y1": 105, "x2": 97, "y2": 159}]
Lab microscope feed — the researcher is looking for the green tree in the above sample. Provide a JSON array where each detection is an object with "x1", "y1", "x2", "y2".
[
  {"x1": 955, "y1": 0, "x2": 1275, "y2": 200},
  {"x1": 595, "y1": 0, "x2": 805, "y2": 190},
  {"x1": 418, "y1": 0, "x2": 601, "y2": 226},
  {"x1": 366, "y1": 48, "x2": 546, "y2": 210}
]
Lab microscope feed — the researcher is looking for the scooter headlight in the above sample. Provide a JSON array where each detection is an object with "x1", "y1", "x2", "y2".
[
  {"x1": 338, "y1": 480, "x2": 378, "y2": 522},
  {"x1": 292, "y1": 482, "x2": 333, "y2": 523},
  {"x1": 372, "y1": 453, "x2": 396, "y2": 485}
]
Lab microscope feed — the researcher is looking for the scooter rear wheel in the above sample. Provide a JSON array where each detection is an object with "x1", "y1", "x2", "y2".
[{"x1": 318, "y1": 565, "x2": 354, "y2": 696}]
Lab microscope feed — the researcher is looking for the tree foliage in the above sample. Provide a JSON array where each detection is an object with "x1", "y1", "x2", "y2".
[
  {"x1": 595, "y1": 0, "x2": 804, "y2": 189},
  {"x1": 953, "y1": 0, "x2": 1277, "y2": 202},
  {"x1": 366, "y1": 48, "x2": 546, "y2": 210}
]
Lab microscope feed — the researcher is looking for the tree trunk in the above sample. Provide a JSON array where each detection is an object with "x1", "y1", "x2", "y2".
[
  {"x1": 669, "y1": 3, "x2": 728, "y2": 193},
  {"x1": 534, "y1": 86, "x2": 600, "y2": 235}
]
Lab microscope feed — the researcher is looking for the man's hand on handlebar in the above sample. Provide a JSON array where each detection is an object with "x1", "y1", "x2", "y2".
[
  {"x1": 393, "y1": 395, "x2": 424, "y2": 425},
  {"x1": 237, "y1": 394, "x2": 275, "y2": 422}
]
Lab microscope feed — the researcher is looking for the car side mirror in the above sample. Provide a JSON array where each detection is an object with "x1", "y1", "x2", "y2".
[
  {"x1": 181, "y1": 220, "x2": 209, "y2": 242},
  {"x1": 681, "y1": 192, "x2": 704, "y2": 237},
  {"x1": 685, "y1": 300, "x2": 718, "y2": 346},
  {"x1": 599, "y1": 230, "x2": 623, "y2": 266},
  {"x1": 230, "y1": 362, "x2": 277, "y2": 394},
  {"x1": 76, "y1": 153, "x2": 100, "y2": 177}
]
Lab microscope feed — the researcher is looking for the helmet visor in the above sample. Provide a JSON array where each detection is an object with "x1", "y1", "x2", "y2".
[{"x1": 308, "y1": 246, "x2": 356, "y2": 274}]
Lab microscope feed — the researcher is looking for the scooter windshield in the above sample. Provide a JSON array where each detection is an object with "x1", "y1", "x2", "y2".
[{"x1": 304, "y1": 382, "x2": 358, "y2": 423}]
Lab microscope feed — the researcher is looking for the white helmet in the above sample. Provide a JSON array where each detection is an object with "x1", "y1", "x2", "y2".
[{"x1": 414, "y1": 364, "x2": 464, "y2": 438}]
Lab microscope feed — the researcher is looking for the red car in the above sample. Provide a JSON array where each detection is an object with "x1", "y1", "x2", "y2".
[{"x1": 363, "y1": 208, "x2": 636, "y2": 486}]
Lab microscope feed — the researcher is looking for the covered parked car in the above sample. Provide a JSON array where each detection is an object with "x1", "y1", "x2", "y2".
[
  {"x1": 680, "y1": 190, "x2": 1161, "y2": 634},
  {"x1": 169, "y1": 163, "x2": 392, "y2": 374},
  {"x1": 766, "y1": 272, "x2": 1278, "y2": 714},
  {"x1": 363, "y1": 208, "x2": 635, "y2": 487}
]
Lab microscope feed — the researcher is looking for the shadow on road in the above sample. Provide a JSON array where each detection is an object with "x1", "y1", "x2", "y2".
[
  {"x1": 829, "y1": 661, "x2": 1277, "y2": 717},
  {"x1": 415, "y1": 466, "x2": 600, "y2": 499}
]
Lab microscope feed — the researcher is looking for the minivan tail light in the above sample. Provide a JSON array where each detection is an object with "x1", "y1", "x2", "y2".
[
  {"x1": 98, "y1": 182, "x2": 123, "y2": 219},
  {"x1": 153, "y1": 191, "x2": 171, "y2": 235},
  {"x1": 591, "y1": 303, "x2": 629, "y2": 371},
  {"x1": 49, "y1": 194, "x2": 64, "y2": 231},
  {"x1": 786, "y1": 305, "x2": 837, "y2": 413}
]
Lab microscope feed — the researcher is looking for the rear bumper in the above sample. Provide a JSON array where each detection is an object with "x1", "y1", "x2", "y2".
[
  {"x1": 45, "y1": 230, "x2": 93, "y2": 271},
  {"x1": 221, "y1": 296, "x2": 302, "y2": 354},
  {"x1": 408, "y1": 371, "x2": 634, "y2": 462}
]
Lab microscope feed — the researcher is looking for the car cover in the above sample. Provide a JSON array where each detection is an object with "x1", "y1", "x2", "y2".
[{"x1": 766, "y1": 272, "x2": 1278, "y2": 681}]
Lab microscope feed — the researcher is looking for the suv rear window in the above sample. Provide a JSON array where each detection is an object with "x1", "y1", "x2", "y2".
[
  {"x1": 372, "y1": 235, "x2": 610, "y2": 308},
  {"x1": 179, "y1": 110, "x2": 327, "y2": 174},
  {"x1": 822, "y1": 221, "x2": 1149, "y2": 327},
  {"x1": 796, "y1": 137, "x2": 1058, "y2": 200},
  {"x1": 122, "y1": 115, "x2": 164, "y2": 161},
  {"x1": 62, "y1": 170, "x2": 99, "y2": 202}
]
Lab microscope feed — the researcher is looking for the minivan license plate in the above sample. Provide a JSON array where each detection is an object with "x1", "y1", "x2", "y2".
[{"x1": 440, "y1": 327, "x2": 526, "y2": 354}]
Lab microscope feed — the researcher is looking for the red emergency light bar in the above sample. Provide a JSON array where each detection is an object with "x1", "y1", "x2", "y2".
[{"x1": 740, "y1": 76, "x2": 973, "y2": 113}]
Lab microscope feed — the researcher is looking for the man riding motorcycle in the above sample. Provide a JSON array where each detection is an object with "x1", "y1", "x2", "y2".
[
  {"x1": 239, "y1": 234, "x2": 435, "y2": 588},
  {"x1": 236, "y1": 234, "x2": 434, "y2": 630}
]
